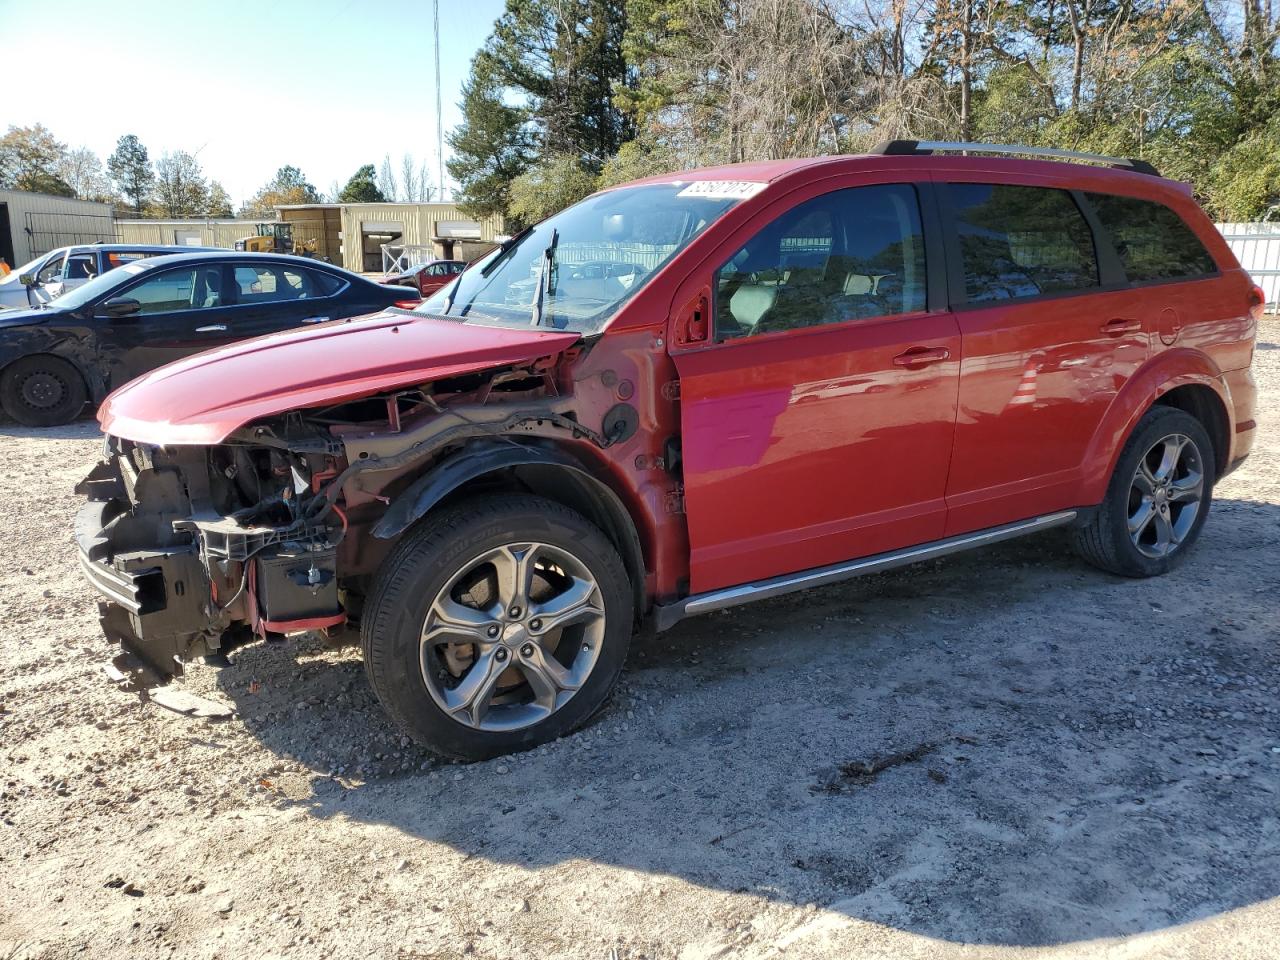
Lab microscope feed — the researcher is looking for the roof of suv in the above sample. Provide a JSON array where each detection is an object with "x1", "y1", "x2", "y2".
[{"x1": 627, "y1": 142, "x2": 1186, "y2": 195}]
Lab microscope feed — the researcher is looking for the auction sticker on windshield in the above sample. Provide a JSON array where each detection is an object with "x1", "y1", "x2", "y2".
[{"x1": 676, "y1": 181, "x2": 767, "y2": 200}]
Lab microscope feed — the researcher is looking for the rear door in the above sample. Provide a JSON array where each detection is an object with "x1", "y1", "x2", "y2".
[
  {"x1": 224, "y1": 262, "x2": 339, "y2": 336},
  {"x1": 938, "y1": 176, "x2": 1153, "y2": 534},
  {"x1": 670, "y1": 178, "x2": 960, "y2": 593}
]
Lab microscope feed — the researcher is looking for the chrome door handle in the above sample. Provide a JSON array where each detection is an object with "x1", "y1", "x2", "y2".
[
  {"x1": 301, "y1": 316, "x2": 330, "y2": 324},
  {"x1": 195, "y1": 324, "x2": 227, "y2": 333}
]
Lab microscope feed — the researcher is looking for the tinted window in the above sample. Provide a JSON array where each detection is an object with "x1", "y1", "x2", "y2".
[
  {"x1": 119, "y1": 266, "x2": 223, "y2": 314},
  {"x1": 714, "y1": 183, "x2": 927, "y2": 339},
  {"x1": 233, "y1": 264, "x2": 336, "y2": 302},
  {"x1": 948, "y1": 184, "x2": 1098, "y2": 302},
  {"x1": 1085, "y1": 193, "x2": 1217, "y2": 282}
]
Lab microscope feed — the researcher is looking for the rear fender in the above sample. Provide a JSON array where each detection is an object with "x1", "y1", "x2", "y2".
[{"x1": 1082, "y1": 348, "x2": 1230, "y2": 502}]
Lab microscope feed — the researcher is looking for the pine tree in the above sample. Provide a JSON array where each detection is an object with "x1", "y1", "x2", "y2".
[
  {"x1": 107, "y1": 134, "x2": 155, "y2": 214},
  {"x1": 337, "y1": 165, "x2": 386, "y2": 203}
]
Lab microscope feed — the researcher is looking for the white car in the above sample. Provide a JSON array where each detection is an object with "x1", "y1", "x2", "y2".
[{"x1": 0, "y1": 243, "x2": 217, "y2": 310}]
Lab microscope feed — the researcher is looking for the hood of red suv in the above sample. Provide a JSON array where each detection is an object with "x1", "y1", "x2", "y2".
[{"x1": 99, "y1": 312, "x2": 581, "y2": 445}]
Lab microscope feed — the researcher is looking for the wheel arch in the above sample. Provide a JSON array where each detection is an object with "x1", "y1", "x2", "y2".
[
  {"x1": 0, "y1": 349, "x2": 98, "y2": 407},
  {"x1": 0, "y1": 341, "x2": 104, "y2": 403},
  {"x1": 1083, "y1": 349, "x2": 1233, "y2": 502},
  {"x1": 371, "y1": 440, "x2": 649, "y2": 619}
]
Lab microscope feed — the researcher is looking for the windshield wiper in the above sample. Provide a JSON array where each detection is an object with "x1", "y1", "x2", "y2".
[{"x1": 530, "y1": 228, "x2": 559, "y2": 328}]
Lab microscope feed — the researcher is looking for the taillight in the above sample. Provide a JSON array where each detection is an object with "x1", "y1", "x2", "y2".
[
  {"x1": 1249, "y1": 283, "x2": 1266, "y2": 321},
  {"x1": 393, "y1": 298, "x2": 420, "y2": 309}
]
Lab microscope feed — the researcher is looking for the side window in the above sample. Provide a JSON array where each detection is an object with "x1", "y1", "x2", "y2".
[
  {"x1": 65, "y1": 253, "x2": 97, "y2": 280},
  {"x1": 234, "y1": 265, "x2": 294, "y2": 303},
  {"x1": 947, "y1": 184, "x2": 1098, "y2": 303},
  {"x1": 37, "y1": 253, "x2": 66, "y2": 283},
  {"x1": 1084, "y1": 193, "x2": 1217, "y2": 282},
  {"x1": 714, "y1": 183, "x2": 927, "y2": 340},
  {"x1": 104, "y1": 251, "x2": 156, "y2": 271},
  {"x1": 117, "y1": 267, "x2": 222, "y2": 314},
  {"x1": 281, "y1": 267, "x2": 341, "y2": 298}
]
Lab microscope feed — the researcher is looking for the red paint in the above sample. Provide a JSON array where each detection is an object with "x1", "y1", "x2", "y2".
[
  {"x1": 100, "y1": 153, "x2": 1258, "y2": 608},
  {"x1": 98, "y1": 312, "x2": 579, "y2": 445}
]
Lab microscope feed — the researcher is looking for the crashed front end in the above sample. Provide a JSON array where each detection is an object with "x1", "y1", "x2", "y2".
[{"x1": 76, "y1": 427, "x2": 349, "y2": 683}]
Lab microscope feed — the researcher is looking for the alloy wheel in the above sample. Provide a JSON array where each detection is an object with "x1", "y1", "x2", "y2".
[
  {"x1": 1128, "y1": 433, "x2": 1204, "y2": 559},
  {"x1": 420, "y1": 542, "x2": 606, "y2": 731}
]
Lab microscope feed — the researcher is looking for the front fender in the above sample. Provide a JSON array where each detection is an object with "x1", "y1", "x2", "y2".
[
  {"x1": 1081, "y1": 348, "x2": 1231, "y2": 503},
  {"x1": 371, "y1": 439, "x2": 648, "y2": 614},
  {"x1": 0, "y1": 322, "x2": 105, "y2": 400},
  {"x1": 372, "y1": 441, "x2": 586, "y2": 539}
]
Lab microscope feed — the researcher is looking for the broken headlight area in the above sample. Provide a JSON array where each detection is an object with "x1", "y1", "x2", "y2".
[{"x1": 75, "y1": 436, "x2": 348, "y2": 686}]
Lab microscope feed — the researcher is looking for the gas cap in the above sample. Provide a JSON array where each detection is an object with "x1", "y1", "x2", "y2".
[{"x1": 1158, "y1": 307, "x2": 1182, "y2": 346}]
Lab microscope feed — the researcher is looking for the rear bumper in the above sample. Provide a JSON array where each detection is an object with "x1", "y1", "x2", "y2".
[{"x1": 1223, "y1": 366, "x2": 1257, "y2": 477}]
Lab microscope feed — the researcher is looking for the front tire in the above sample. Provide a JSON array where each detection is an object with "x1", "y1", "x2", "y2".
[
  {"x1": 0, "y1": 355, "x2": 88, "y2": 427},
  {"x1": 362, "y1": 495, "x2": 634, "y2": 760},
  {"x1": 1072, "y1": 406, "x2": 1214, "y2": 577}
]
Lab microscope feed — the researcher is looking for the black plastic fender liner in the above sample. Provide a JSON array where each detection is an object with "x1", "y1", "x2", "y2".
[{"x1": 371, "y1": 440, "x2": 648, "y2": 616}]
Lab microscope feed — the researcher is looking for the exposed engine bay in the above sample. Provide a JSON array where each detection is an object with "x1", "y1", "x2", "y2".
[{"x1": 74, "y1": 353, "x2": 646, "y2": 686}]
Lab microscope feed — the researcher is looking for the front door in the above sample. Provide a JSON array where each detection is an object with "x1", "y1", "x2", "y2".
[
  {"x1": 94, "y1": 263, "x2": 244, "y2": 389},
  {"x1": 670, "y1": 181, "x2": 961, "y2": 593}
]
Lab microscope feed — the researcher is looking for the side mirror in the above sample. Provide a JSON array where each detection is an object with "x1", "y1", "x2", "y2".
[
  {"x1": 18, "y1": 273, "x2": 35, "y2": 287},
  {"x1": 102, "y1": 297, "x2": 141, "y2": 318}
]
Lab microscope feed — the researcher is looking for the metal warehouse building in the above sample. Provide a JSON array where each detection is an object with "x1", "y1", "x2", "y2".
[
  {"x1": 0, "y1": 189, "x2": 115, "y2": 269},
  {"x1": 276, "y1": 202, "x2": 505, "y2": 273},
  {"x1": 115, "y1": 202, "x2": 505, "y2": 274},
  {"x1": 113, "y1": 218, "x2": 277, "y2": 250}
]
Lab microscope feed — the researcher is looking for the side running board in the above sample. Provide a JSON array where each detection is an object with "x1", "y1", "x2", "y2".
[{"x1": 651, "y1": 510, "x2": 1078, "y2": 631}]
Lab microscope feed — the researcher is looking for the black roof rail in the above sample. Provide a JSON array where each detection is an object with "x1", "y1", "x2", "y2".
[{"x1": 869, "y1": 139, "x2": 1161, "y2": 177}]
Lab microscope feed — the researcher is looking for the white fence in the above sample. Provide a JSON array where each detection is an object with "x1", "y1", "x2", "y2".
[{"x1": 1218, "y1": 222, "x2": 1280, "y2": 312}]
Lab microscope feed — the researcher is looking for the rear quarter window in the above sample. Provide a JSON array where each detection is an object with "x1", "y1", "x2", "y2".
[{"x1": 1084, "y1": 193, "x2": 1218, "y2": 282}]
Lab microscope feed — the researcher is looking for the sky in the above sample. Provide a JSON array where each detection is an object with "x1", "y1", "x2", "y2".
[{"x1": 0, "y1": 0, "x2": 506, "y2": 205}]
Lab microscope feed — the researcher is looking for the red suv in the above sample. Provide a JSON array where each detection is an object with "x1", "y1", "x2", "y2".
[{"x1": 76, "y1": 142, "x2": 1261, "y2": 760}]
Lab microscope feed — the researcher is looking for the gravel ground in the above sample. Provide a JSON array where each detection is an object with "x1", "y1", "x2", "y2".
[{"x1": 1, "y1": 321, "x2": 1278, "y2": 960}]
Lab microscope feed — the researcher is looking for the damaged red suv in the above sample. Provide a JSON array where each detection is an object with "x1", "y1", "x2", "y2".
[{"x1": 76, "y1": 142, "x2": 1261, "y2": 760}]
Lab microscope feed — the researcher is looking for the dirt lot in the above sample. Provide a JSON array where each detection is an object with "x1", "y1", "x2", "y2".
[{"x1": 2, "y1": 322, "x2": 1278, "y2": 960}]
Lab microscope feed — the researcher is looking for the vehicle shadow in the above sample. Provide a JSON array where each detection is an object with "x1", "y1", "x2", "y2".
[
  {"x1": 0, "y1": 418, "x2": 101, "y2": 441},
  {"x1": 212, "y1": 497, "x2": 1280, "y2": 948}
]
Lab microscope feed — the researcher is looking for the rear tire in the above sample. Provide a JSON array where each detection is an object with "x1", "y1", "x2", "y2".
[
  {"x1": 1072, "y1": 406, "x2": 1214, "y2": 577},
  {"x1": 362, "y1": 495, "x2": 633, "y2": 761},
  {"x1": 0, "y1": 355, "x2": 88, "y2": 427}
]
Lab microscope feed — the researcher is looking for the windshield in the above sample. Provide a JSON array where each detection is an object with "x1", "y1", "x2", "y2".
[
  {"x1": 415, "y1": 182, "x2": 750, "y2": 333},
  {"x1": 52, "y1": 259, "x2": 155, "y2": 311}
]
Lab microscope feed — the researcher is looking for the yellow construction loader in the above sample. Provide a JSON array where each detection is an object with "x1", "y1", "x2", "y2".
[{"x1": 234, "y1": 222, "x2": 321, "y2": 257}]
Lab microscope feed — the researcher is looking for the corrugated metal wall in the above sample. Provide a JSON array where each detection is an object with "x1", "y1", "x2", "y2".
[
  {"x1": 1218, "y1": 222, "x2": 1280, "y2": 311},
  {"x1": 113, "y1": 204, "x2": 504, "y2": 273},
  {"x1": 0, "y1": 189, "x2": 115, "y2": 265},
  {"x1": 115, "y1": 219, "x2": 275, "y2": 248}
]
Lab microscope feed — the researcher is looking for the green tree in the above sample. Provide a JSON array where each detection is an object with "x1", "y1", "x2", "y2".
[
  {"x1": 507, "y1": 153, "x2": 598, "y2": 224},
  {"x1": 149, "y1": 150, "x2": 210, "y2": 218},
  {"x1": 241, "y1": 165, "x2": 321, "y2": 217},
  {"x1": 107, "y1": 134, "x2": 155, "y2": 213},
  {"x1": 448, "y1": 56, "x2": 536, "y2": 220},
  {"x1": 0, "y1": 124, "x2": 73, "y2": 195},
  {"x1": 337, "y1": 164, "x2": 386, "y2": 203},
  {"x1": 207, "y1": 181, "x2": 234, "y2": 218}
]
